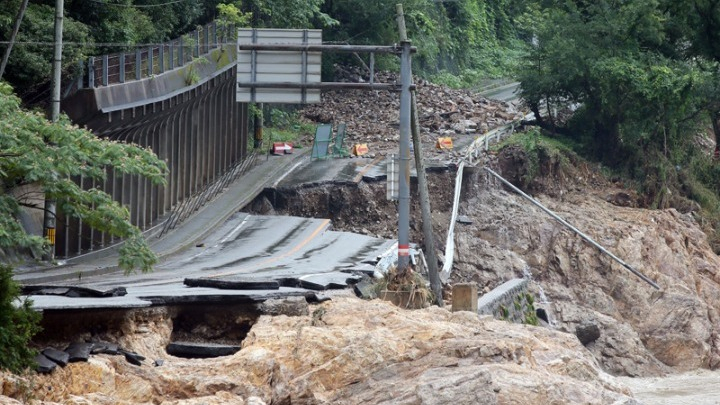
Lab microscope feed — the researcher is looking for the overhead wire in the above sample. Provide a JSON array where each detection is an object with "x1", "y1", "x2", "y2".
[
  {"x1": 87, "y1": 0, "x2": 193, "y2": 8},
  {"x1": 0, "y1": 41, "x2": 234, "y2": 48}
]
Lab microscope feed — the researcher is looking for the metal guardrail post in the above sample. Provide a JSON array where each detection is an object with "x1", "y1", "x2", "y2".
[
  {"x1": 179, "y1": 37, "x2": 184, "y2": 66},
  {"x1": 369, "y1": 53, "x2": 375, "y2": 84},
  {"x1": 102, "y1": 55, "x2": 108, "y2": 86},
  {"x1": 119, "y1": 53, "x2": 125, "y2": 83},
  {"x1": 77, "y1": 60, "x2": 84, "y2": 89},
  {"x1": 194, "y1": 30, "x2": 200, "y2": 58},
  {"x1": 204, "y1": 25, "x2": 209, "y2": 53},
  {"x1": 135, "y1": 49, "x2": 142, "y2": 80},
  {"x1": 213, "y1": 21, "x2": 218, "y2": 48},
  {"x1": 88, "y1": 57, "x2": 95, "y2": 88}
]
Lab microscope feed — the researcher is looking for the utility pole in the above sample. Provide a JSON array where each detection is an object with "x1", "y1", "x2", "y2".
[
  {"x1": 43, "y1": 0, "x2": 64, "y2": 261},
  {"x1": 0, "y1": 0, "x2": 30, "y2": 81},
  {"x1": 411, "y1": 92, "x2": 444, "y2": 306},
  {"x1": 396, "y1": 4, "x2": 411, "y2": 276}
]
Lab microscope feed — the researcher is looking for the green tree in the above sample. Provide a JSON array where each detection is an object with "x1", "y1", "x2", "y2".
[
  {"x1": 246, "y1": 0, "x2": 337, "y2": 28},
  {"x1": 0, "y1": 82, "x2": 168, "y2": 273},
  {"x1": 0, "y1": 264, "x2": 41, "y2": 374},
  {"x1": 0, "y1": 1, "x2": 91, "y2": 99},
  {"x1": 518, "y1": 0, "x2": 702, "y2": 161}
]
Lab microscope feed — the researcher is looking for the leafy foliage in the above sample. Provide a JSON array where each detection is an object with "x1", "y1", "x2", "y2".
[
  {"x1": 320, "y1": 0, "x2": 530, "y2": 79},
  {"x1": 0, "y1": 82, "x2": 168, "y2": 273},
  {"x1": 518, "y1": 0, "x2": 706, "y2": 161},
  {"x1": 245, "y1": 0, "x2": 337, "y2": 28},
  {"x1": 0, "y1": 1, "x2": 91, "y2": 98},
  {"x1": 0, "y1": 264, "x2": 41, "y2": 374}
]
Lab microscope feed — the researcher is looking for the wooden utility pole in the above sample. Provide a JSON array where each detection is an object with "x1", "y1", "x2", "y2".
[{"x1": 0, "y1": 0, "x2": 30, "y2": 81}]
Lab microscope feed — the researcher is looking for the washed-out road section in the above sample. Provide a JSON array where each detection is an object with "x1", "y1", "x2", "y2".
[{"x1": 27, "y1": 213, "x2": 394, "y2": 311}]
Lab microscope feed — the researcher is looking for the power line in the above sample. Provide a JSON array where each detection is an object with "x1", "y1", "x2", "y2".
[
  {"x1": 87, "y1": 0, "x2": 193, "y2": 8},
  {"x1": 0, "y1": 40, "x2": 234, "y2": 48}
]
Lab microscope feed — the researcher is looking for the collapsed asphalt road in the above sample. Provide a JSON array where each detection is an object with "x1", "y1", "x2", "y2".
[{"x1": 26, "y1": 213, "x2": 395, "y2": 311}]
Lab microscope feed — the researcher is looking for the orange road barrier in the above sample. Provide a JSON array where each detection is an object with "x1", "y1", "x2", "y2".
[
  {"x1": 436, "y1": 137, "x2": 453, "y2": 150},
  {"x1": 352, "y1": 143, "x2": 369, "y2": 156},
  {"x1": 272, "y1": 142, "x2": 293, "y2": 155}
]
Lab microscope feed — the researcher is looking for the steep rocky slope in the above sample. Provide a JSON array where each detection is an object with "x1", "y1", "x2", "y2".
[
  {"x1": 1, "y1": 297, "x2": 638, "y2": 404},
  {"x1": 450, "y1": 145, "x2": 720, "y2": 377}
]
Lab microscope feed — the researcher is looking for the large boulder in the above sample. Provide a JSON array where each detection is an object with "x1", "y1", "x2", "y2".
[{"x1": 2, "y1": 297, "x2": 637, "y2": 404}]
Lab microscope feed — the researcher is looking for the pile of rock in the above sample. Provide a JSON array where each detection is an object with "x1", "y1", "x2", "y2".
[{"x1": 300, "y1": 66, "x2": 525, "y2": 156}]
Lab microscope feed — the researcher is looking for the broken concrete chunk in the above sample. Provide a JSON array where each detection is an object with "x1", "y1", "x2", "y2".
[
  {"x1": 354, "y1": 279, "x2": 378, "y2": 300},
  {"x1": 258, "y1": 296, "x2": 309, "y2": 316},
  {"x1": 184, "y1": 277, "x2": 279, "y2": 290},
  {"x1": 153, "y1": 359, "x2": 164, "y2": 367},
  {"x1": 166, "y1": 342, "x2": 241, "y2": 359},
  {"x1": 65, "y1": 342, "x2": 94, "y2": 362},
  {"x1": 305, "y1": 292, "x2": 331, "y2": 304},
  {"x1": 119, "y1": 349, "x2": 146, "y2": 366},
  {"x1": 91, "y1": 341, "x2": 120, "y2": 355},
  {"x1": 297, "y1": 272, "x2": 362, "y2": 291},
  {"x1": 41, "y1": 347, "x2": 69, "y2": 366},
  {"x1": 456, "y1": 215, "x2": 473, "y2": 225},
  {"x1": 34, "y1": 354, "x2": 57, "y2": 374}
]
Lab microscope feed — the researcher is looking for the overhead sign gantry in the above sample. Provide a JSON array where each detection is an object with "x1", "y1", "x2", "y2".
[{"x1": 235, "y1": 25, "x2": 416, "y2": 273}]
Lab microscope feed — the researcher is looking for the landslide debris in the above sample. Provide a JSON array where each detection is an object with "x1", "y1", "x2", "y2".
[{"x1": 299, "y1": 66, "x2": 524, "y2": 158}]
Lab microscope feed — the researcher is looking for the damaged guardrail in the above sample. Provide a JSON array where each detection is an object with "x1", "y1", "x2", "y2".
[
  {"x1": 440, "y1": 117, "x2": 660, "y2": 290},
  {"x1": 483, "y1": 167, "x2": 660, "y2": 289},
  {"x1": 439, "y1": 121, "x2": 518, "y2": 283}
]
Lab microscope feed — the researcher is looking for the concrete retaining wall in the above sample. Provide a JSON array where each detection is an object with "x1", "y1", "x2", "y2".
[{"x1": 478, "y1": 278, "x2": 537, "y2": 324}]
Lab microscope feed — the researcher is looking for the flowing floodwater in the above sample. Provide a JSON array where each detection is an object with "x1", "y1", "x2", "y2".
[
  {"x1": 618, "y1": 369, "x2": 720, "y2": 404},
  {"x1": 522, "y1": 263, "x2": 558, "y2": 328}
]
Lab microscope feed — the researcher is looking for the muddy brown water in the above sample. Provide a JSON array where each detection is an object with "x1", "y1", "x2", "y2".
[{"x1": 618, "y1": 370, "x2": 720, "y2": 404}]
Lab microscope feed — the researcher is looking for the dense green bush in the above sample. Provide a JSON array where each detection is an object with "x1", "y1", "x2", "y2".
[{"x1": 0, "y1": 264, "x2": 41, "y2": 374}]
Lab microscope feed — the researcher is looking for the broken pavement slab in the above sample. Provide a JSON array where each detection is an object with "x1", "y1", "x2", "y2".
[
  {"x1": 21, "y1": 285, "x2": 127, "y2": 298},
  {"x1": 41, "y1": 347, "x2": 69, "y2": 366},
  {"x1": 65, "y1": 342, "x2": 94, "y2": 362},
  {"x1": 91, "y1": 341, "x2": 120, "y2": 355},
  {"x1": 353, "y1": 278, "x2": 378, "y2": 300},
  {"x1": 34, "y1": 354, "x2": 58, "y2": 374},
  {"x1": 296, "y1": 272, "x2": 363, "y2": 290},
  {"x1": 119, "y1": 349, "x2": 146, "y2": 366},
  {"x1": 166, "y1": 342, "x2": 241, "y2": 359}
]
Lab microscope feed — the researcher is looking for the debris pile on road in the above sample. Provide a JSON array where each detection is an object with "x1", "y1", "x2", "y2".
[{"x1": 300, "y1": 65, "x2": 525, "y2": 156}]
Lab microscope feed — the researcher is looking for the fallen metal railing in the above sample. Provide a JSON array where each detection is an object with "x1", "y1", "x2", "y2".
[
  {"x1": 483, "y1": 167, "x2": 660, "y2": 289},
  {"x1": 159, "y1": 151, "x2": 258, "y2": 237},
  {"x1": 439, "y1": 120, "x2": 519, "y2": 282},
  {"x1": 440, "y1": 117, "x2": 660, "y2": 290}
]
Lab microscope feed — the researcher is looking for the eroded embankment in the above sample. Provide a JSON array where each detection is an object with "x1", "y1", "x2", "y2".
[
  {"x1": 247, "y1": 148, "x2": 720, "y2": 378},
  {"x1": 3, "y1": 296, "x2": 638, "y2": 404}
]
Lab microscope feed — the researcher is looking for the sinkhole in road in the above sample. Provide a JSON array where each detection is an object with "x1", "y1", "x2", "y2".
[
  {"x1": 244, "y1": 170, "x2": 456, "y2": 242},
  {"x1": 32, "y1": 304, "x2": 261, "y2": 361}
]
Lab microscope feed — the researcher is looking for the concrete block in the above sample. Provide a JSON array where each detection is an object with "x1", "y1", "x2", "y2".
[{"x1": 452, "y1": 283, "x2": 478, "y2": 313}]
